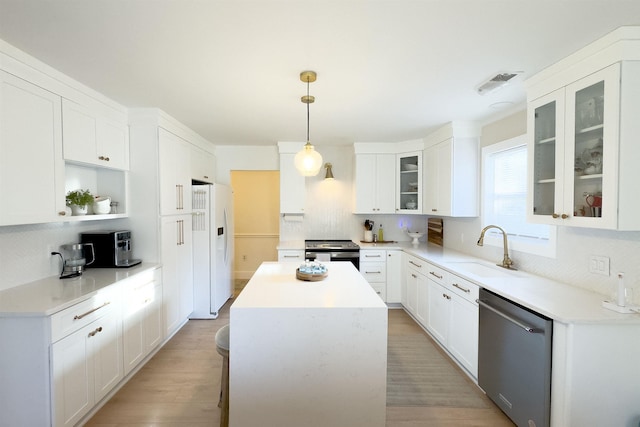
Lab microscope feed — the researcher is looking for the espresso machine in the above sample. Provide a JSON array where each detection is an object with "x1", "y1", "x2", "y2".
[{"x1": 52, "y1": 243, "x2": 95, "y2": 279}]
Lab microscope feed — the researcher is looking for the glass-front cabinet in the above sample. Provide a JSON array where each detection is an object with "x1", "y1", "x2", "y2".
[
  {"x1": 397, "y1": 151, "x2": 422, "y2": 213},
  {"x1": 528, "y1": 63, "x2": 622, "y2": 229}
]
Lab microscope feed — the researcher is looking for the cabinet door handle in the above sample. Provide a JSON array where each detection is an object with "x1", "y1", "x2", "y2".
[
  {"x1": 283, "y1": 255, "x2": 300, "y2": 258},
  {"x1": 365, "y1": 255, "x2": 382, "y2": 258},
  {"x1": 58, "y1": 211, "x2": 67, "y2": 216},
  {"x1": 552, "y1": 213, "x2": 559, "y2": 218},
  {"x1": 452, "y1": 283, "x2": 470, "y2": 293},
  {"x1": 561, "y1": 214, "x2": 569, "y2": 219},
  {"x1": 409, "y1": 260, "x2": 422, "y2": 268},
  {"x1": 73, "y1": 301, "x2": 111, "y2": 320},
  {"x1": 203, "y1": 175, "x2": 209, "y2": 179},
  {"x1": 98, "y1": 155, "x2": 110, "y2": 162},
  {"x1": 431, "y1": 208, "x2": 437, "y2": 212},
  {"x1": 88, "y1": 326, "x2": 103, "y2": 337},
  {"x1": 411, "y1": 273, "x2": 417, "y2": 278},
  {"x1": 429, "y1": 271, "x2": 442, "y2": 279},
  {"x1": 365, "y1": 270, "x2": 382, "y2": 274},
  {"x1": 442, "y1": 293, "x2": 451, "y2": 300}
]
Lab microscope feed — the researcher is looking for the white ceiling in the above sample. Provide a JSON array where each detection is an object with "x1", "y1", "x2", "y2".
[{"x1": 1, "y1": 0, "x2": 639, "y2": 147}]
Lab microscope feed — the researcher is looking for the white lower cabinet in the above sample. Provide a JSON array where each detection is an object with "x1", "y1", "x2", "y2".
[
  {"x1": 404, "y1": 254, "x2": 428, "y2": 321},
  {"x1": 122, "y1": 268, "x2": 163, "y2": 376},
  {"x1": 403, "y1": 253, "x2": 479, "y2": 379},
  {"x1": 161, "y1": 215, "x2": 194, "y2": 337},
  {"x1": 360, "y1": 249, "x2": 402, "y2": 303},
  {"x1": 426, "y1": 269, "x2": 479, "y2": 378},
  {"x1": 0, "y1": 267, "x2": 163, "y2": 427},
  {"x1": 277, "y1": 249, "x2": 305, "y2": 262},
  {"x1": 360, "y1": 250, "x2": 387, "y2": 301},
  {"x1": 51, "y1": 289, "x2": 123, "y2": 427},
  {"x1": 386, "y1": 250, "x2": 402, "y2": 303}
]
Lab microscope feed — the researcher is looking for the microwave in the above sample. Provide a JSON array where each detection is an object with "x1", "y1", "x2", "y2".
[{"x1": 81, "y1": 230, "x2": 141, "y2": 268}]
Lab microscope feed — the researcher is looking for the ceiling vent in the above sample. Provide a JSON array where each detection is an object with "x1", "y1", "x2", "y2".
[{"x1": 477, "y1": 72, "x2": 521, "y2": 95}]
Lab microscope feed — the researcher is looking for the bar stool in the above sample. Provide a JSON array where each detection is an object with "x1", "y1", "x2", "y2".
[{"x1": 215, "y1": 324, "x2": 230, "y2": 427}]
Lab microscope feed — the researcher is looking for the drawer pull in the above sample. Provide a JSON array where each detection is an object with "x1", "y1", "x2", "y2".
[
  {"x1": 365, "y1": 255, "x2": 382, "y2": 258},
  {"x1": 452, "y1": 283, "x2": 470, "y2": 293},
  {"x1": 429, "y1": 271, "x2": 443, "y2": 279},
  {"x1": 88, "y1": 326, "x2": 103, "y2": 337},
  {"x1": 73, "y1": 301, "x2": 111, "y2": 320},
  {"x1": 409, "y1": 260, "x2": 422, "y2": 268},
  {"x1": 365, "y1": 270, "x2": 382, "y2": 274},
  {"x1": 283, "y1": 255, "x2": 300, "y2": 258}
]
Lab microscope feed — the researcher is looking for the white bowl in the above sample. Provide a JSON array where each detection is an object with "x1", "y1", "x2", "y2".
[
  {"x1": 93, "y1": 196, "x2": 111, "y2": 214},
  {"x1": 404, "y1": 164, "x2": 418, "y2": 171},
  {"x1": 407, "y1": 231, "x2": 424, "y2": 245}
]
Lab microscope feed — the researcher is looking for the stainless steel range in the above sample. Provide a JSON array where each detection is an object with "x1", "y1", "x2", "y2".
[{"x1": 305, "y1": 240, "x2": 360, "y2": 269}]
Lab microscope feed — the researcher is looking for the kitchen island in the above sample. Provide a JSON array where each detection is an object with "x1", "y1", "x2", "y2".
[{"x1": 229, "y1": 261, "x2": 388, "y2": 427}]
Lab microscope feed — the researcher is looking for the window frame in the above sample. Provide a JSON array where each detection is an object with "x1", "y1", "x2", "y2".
[{"x1": 481, "y1": 135, "x2": 557, "y2": 258}]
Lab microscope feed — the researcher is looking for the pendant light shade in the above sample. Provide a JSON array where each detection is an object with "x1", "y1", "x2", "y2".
[
  {"x1": 295, "y1": 71, "x2": 323, "y2": 176},
  {"x1": 295, "y1": 142, "x2": 323, "y2": 176}
]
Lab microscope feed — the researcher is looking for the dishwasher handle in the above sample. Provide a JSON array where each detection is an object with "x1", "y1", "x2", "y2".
[{"x1": 478, "y1": 299, "x2": 543, "y2": 334}]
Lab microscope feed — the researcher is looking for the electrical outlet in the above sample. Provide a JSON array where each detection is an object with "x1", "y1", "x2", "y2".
[{"x1": 589, "y1": 255, "x2": 610, "y2": 276}]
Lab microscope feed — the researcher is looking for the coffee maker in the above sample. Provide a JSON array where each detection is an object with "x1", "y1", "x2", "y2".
[
  {"x1": 81, "y1": 230, "x2": 141, "y2": 268},
  {"x1": 52, "y1": 243, "x2": 95, "y2": 279}
]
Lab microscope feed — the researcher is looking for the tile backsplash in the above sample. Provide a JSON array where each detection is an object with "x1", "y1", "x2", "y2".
[{"x1": 0, "y1": 219, "x2": 129, "y2": 292}]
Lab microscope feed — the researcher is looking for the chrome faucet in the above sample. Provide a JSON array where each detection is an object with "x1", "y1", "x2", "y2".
[{"x1": 477, "y1": 225, "x2": 516, "y2": 270}]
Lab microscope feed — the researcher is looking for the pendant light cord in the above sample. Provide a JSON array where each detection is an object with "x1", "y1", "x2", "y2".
[{"x1": 306, "y1": 77, "x2": 310, "y2": 143}]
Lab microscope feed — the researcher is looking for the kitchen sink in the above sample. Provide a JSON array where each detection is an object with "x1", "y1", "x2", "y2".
[{"x1": 447, "y1": 261, "x2": 523, "y2": 278}]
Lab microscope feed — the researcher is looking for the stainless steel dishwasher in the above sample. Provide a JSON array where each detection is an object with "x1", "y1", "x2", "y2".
[{"x1": 478, "y1": 288, "x2": 553, "y2": 427}]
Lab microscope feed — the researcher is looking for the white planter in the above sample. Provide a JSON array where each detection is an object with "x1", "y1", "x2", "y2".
[{"x1": 70, "y1": 204, "x2": 88, "y2": 216}]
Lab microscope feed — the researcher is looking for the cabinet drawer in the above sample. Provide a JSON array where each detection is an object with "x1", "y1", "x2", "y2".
[
  {"x1": 425, "y1": 262, "x2": 446, "y2": 285},
  {"x1": 405, "y1": 254, "x2": 427, "y2": 275},
  {"x1": 51, "y1": 286, "x2": 120, "y2": 343},
  {"x1": 360, "y1": 250, "x2": 386, "y2": 261},
  {"x1": 278, "y1": 250, "x2": 305, "y2": 262},
  {"x1": 360, "y1": 262, "x2": 387, "y2": 283},
  {"x1": 447, "y1": 274, "x2": 479, "y2": 304}
]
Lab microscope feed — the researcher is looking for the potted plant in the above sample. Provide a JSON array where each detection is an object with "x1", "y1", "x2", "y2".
[{"x1": 66, "y1": 189, "x2": 94, "y2": 216}]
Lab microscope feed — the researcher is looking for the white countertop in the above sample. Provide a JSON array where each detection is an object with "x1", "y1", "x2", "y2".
[
  {"x1": 232, "y1": 261, "x2": 386, "y2": 309},
  {"x1": 0, "y1": 263, "x2": 161, "y2": 317},
  {"x1": 277, "y1": 240, "x2": 639, "y2": 323},
  {"x1": 276, "y1": 240, "x2": 305, "y2": 250}
]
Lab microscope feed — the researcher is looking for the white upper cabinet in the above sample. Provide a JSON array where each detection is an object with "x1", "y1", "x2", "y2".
[
  {"x1": 396, "y1": 151, "x2": 422, "y2": 214},
  {"x1": 526, "y1": 30, "x2": 640, "y2": 229},
  {"x1": 62, "y1": 99, "x2": 129, "y2": 170},
  {"x1": 423, "y1": 122, "x2": 479, "y2": 217},
  {"x1": 0, "y1": 71, "x2": 66, "y2": 225},
  {"x1": 159, "y1": 128, "x2": 192, "y2": 216},
  {"x1": 278, "y1": 142, "x2": 306, "y2": 214},
  {"x1": 191, "y1": 145, "x2": 216, "y2": 183},
  {"x1": 354, "y1": 153, "x2": 396, "y2": 214}
]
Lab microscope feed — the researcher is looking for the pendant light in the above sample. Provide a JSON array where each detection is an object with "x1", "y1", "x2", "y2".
[{"x1": 294, "y1": 70, "x2": 323, "y2": 176}]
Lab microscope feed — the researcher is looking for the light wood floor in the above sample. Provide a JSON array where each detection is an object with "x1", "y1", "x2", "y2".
[{"x1": 86, "y1": 282, "x2": 513, "y2": 427}]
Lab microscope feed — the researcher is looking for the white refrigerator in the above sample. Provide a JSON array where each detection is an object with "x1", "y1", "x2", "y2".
[{"x1": 191, "y1": 183, "x2": 234, "y2": 319}]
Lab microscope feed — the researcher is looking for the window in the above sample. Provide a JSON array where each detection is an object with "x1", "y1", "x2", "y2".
[{"x1": 482, "y1": 135, "x2": 556, "y2": 258}]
